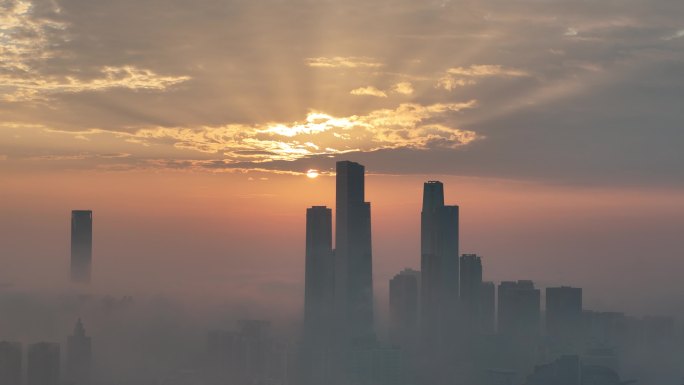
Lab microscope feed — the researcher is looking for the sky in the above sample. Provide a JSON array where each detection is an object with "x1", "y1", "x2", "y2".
[{"x1": 1, "y1": 0, "x2": 684, "y2": 319}]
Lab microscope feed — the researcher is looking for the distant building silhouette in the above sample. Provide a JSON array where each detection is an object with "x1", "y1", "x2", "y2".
[
  {"x1": 335, "y1": 161, "x2": 374, "y2": 344},
  {"x1": 389, "y1": 269, "x2": 420, "y2": 350},
  {"x1": 207, "y1": 320, "x2": 289, "y2": 385},
  {"x1": 420, "y1": 181, "x2": 459, "y2": 346},
  {"x1": 71, "y1": 210, "x2": 93, "y2": 283},
  {"x1": 27, "y1": 342, "x2": 60, "y2": 385},
  {"x1": 348, "y1": 345, "x2": 403, "y2": 385},
  {"x1": 498, "y1": 280, "x2": 540, "y2": 339},
  {"x1": 479, "y1": 281, "x2": 496, "y2": 334},
  {"x1": 546, "y1": 286, "x2": 583, "y2": 348},
  {"x1": 460, "y1": 254, "x2": 483, "y2": 331},
  {"x1": 66, "y1": 319, "x2": 92, "y2": 385},
  {"x1": 0, "y1": 341, "x2": 21, "y2": 385}
]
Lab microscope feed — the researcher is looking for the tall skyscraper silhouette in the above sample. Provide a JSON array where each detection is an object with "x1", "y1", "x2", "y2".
[
  {"x1": 389, "y1": 269, "x2": 420, "y2": 349},
  {"x1": 66, "y1": 319, "x2": 92, "y2": 385},
  {"x1": 335, "y1": 161, "x2": 374, "y2": 344},
  {"x1": 301, "y1": 206, "x2": 335, "y2": 384},
  {"x1": 420, "y1": 181, "x2": 459, "y2": 346},
  {"x1": 0, "y1": 341, "x2": 21, "y2": 385},
  {"x1": 304, "y1": 206, "x2": 334, "y2": 336},
  {"x1": 546, "y1": 286, "x2": 583, "y2": 347},
  {"x1": 27, "y1": 343, "x2": 60, "y2": 385},
  {"x1": 71, "y1": 210, "x2": 93, "y2": 283}
]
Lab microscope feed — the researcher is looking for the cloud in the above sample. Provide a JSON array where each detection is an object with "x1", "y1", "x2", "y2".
[
  {"x1": 564, "y1": 27, "x2": 579, "y2": 37},
  {"x1": 436, "y1": 65, "x2": 529, "y2": 90},
  {"x1": 350, "y1": 82, "x2": 413, "y2": 97},
  {"x1": 392, "y1": 82, "x2": 414, "y2": 95},
  {"x1": 436, "y1": 77, "x2": 477, "y2": 91},
  {"x1": 1, "y1": 0, "x2": 683, "y2": 185},
  {"x1": 0, "y1": 1, "x2": 189, "y2": 102},
  {"x1": 662, "y1": 29, "x2": 684, "y2": 40},
  {"x1": 47, "y1": 101, "x2": 480, "y2": 167},
  {"x1": 350, "y1": 86, "x2": 387, "y2": 97},
  {"x1": 0, "y1": 0, "x2": 66, "y2": 74},
  {"x1": 305, "y1": 56, "x2": 383, "y2": 68},
  {"x1": 445, "y1": 65, "x2": 528, "y2": 78},
  {"x1": 0, "y1": 66, "x2": 191, "y2": 102}
]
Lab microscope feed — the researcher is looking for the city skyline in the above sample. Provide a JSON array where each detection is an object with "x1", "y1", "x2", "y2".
[
  {"x1": 1, "y1": 160, "x2": 683, "y2": 384},
  {"x1": 2, "y1": 0, "x2": 683, "y2": 383},
  {"x1": 2, "y1": 0, "x2": 684, "y2": 320}
]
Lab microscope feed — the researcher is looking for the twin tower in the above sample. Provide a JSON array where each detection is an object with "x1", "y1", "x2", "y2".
[
  {"x1": 305, "y1": 161, "x2": 374, "y2": 347},
  {"x1": 304, "y1": 161, "x2": 460, "y2": 354}
]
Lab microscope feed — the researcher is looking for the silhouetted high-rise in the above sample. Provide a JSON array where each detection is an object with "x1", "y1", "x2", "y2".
[
  {"x1": 27, "y1": 343, "x2": 60, "y2": 385},
  {"x1": 0, "y1": 341, "x2": 21, "y2": 385},
  {"x1": 460, "y1": 254, "x2": 483, "y2": 331},
  {"x1": 335, "y1": 161, "x2": 374, "y2": 344},
  {"x1": 497, "y1": 280, "x2": 541, "y2": 339},
  {"x1": 389, "y1": 269, "x2": 420, "y2": 349},
  {"x1": 304, "y1": 206, "x2": 335, "y2": 334},
  {"x1": 546, "y1": 286, "x2": 583, "y2": 344},
  {"x1": 301, "y1": 206, "x2": 335, "y2": 384},
  {"x1": 71, "y1": 210, "x2": 93, "y2": 283},
  {"x1": 66, "y1": 319, "x2": 92, "y2": 385},
  {"x1": 420, "y1": 181, "x2": 459, "y2": 345}
]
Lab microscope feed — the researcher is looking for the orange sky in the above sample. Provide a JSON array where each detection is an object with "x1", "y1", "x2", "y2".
[
  {"x1": 3, "y1": 169, "x2": 684, "y2": 320},
  {"x1": 2, "y1": 0, "x2": 684, "y2": 326}
]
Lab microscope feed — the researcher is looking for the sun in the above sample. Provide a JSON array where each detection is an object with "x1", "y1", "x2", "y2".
[{"x1": 306, "y1": 169, "x2": 319, "y2": 179}]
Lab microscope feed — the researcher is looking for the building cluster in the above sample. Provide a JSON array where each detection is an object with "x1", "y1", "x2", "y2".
[
  {"x1": 206, "y1": 320, "x2": 289, "y2": 385},
  {"x1": 300, "y1": 160, "x2": 679, "y2": 385},
  {"x1": 0, "y1": 320, "x2": 92, "y2": 385}
]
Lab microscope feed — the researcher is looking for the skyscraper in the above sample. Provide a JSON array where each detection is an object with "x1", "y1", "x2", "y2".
[
  {"x1": 497, "y1": 280, "x2": 541, "y2": 383},
  {"x1": 27, "y1": 343, "x2": 60, "y2": 385},
  {"x1": 546, "y1": 286, "x2": 583, "y2": 344},
  {"x1": 460, "y1": 254, "x2": 483, "y2": 331},
  {"x1": 301, "y1": 206, "x2": 335, "y2": 384},
  {"x1": 420, "y1": 181, "x2": 459, "y2": 345},
  {"x1": 66, "y1": 319, "x2": 92, "y2": 385},
  {"x1": 304, "y1": 206, "x2": 334, "y2": 336},
  {"x1": 335, "y1": 161, "x2": 374, "y2": 344},
  {"x1": 71, "y1": 210, "x2": 93, "y2": 283},
  {"x1": 497, "y1": 280, "x2": 541, "y2": 339},
  {"x1": 389, "y1": 269, "x2": 420, "y2": 349},
  {"x1": 0, "y1": 341, "x2": 22, "y2": 385}
]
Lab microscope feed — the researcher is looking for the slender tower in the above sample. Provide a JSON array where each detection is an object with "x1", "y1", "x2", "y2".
[
  {"x1": 301, "y1": 206, "x2": 335, "y2": 384},
  {"x1": 334, "y1": 161, "x2": 374, "y2": 345},
  {"x1": 304, "y1": 206, "x2": 334, "y2": 334},
  {"x1": 420, "y1": 181, "x2": 459, "y2": 351},
  {"x1": 70, "y1": 210, "x2": 93, "y2": 283}
]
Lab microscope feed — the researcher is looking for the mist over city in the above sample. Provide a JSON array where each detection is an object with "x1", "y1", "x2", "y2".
[{"x1": 2, "y1": 0, "x2": 684, "y2": 384}]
